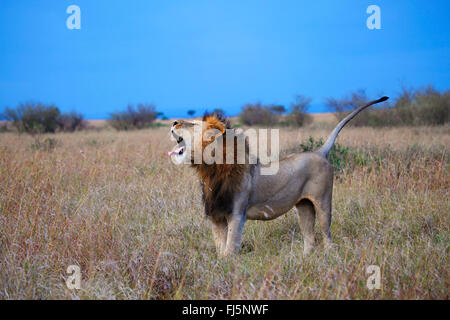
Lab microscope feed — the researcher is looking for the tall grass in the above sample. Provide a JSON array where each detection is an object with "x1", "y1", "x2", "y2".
[{"x1": 0, "y1": 124, "x2": 448, "y2": 299}]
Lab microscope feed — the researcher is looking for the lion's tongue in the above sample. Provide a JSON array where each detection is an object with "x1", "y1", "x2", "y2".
[{"x1": 168, "y1": 147, "x2": 183, "y2": 156}]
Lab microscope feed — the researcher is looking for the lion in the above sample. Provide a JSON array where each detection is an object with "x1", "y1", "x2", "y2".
[{"x1": 168, "y1": 96, "x2": 388, "y2": 256}]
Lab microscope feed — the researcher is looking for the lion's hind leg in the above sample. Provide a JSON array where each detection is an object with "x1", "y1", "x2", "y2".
[
  {"x1": 317, "y1": 210, "x2": 332, "y2": 249},
  {"x1": 316, "y1": 192, "x2": 333, "y2": 249},
  {"x1": 296, "y1": 199, "x2": 316, "y2": 255}
]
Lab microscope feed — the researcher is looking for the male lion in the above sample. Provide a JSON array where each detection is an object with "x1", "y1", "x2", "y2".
[{"x1": 168, "y1": 97, "x2": 388, "y2": 256}]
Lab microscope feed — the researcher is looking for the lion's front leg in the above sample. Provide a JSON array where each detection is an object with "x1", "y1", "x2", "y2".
[
  {"x1": 224, "y1": 211, "x2": 247, "y2": 256},
  {"x1": 211, "y1": 218, "x2": 228, "y2": 256}
]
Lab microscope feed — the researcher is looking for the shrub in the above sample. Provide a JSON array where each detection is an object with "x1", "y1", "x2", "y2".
[
  {"x1": 3, "y1": 103, "x2": 60, "y2": 134},
  {"x1": 326, "y1": 86, "x2": 449, "y2": 127},
  {"x1": 282, "y1": 136, "x2": 379, "y2": 174},
  {"x1": 297, "y1": 136, "x2": 350, "y2": 172},
  {"x1": 288, "y1": 95, "x2": 312, "y2": 127},
  {"x1": 57, "y1": 112, "x2": 86, "y2": 132},
  {"x1": 0, "y1": 122, "x2": 8, "y2": 133},
  {"x1": 325, "y1": 89, "x2": 381, "y2": 126},
  {"x1": 240, "y1": 96, "x2": 313, "y2": 127},
  {"x1": 394, "y1": 86, "x2": 449, "y2": 126},
  {"x1": 2, "y1": 104, "x2": 88, "y2": 133},
  {"x1": 239, "y1": 103, "x2": 279, "y2": 126},
  {"x1": 326, "y1": 89, "x2": 368, "y2": 120},
  {"x1": 108, "y1": 104, "x2": 158, "y2": 130}
]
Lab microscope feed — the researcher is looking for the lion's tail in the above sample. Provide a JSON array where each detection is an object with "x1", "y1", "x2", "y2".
[{"x1": 316, "y1": 96, "x2": 389, "y2": 158}]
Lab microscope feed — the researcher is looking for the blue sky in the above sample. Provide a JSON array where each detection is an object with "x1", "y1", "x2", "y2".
[{"x1": 0, "y1": 0, "x2": 449, "y2": 119}]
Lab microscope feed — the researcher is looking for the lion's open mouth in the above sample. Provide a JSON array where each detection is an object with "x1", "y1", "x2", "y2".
[
  {"x1": 168, "y1": 146, "x2": 184, "y2": 156},
  {"x1": 168, "y1": 135, "x2": 185, "y2": 157}
]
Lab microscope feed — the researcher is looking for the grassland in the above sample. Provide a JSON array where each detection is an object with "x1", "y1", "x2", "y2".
[{"x1": 0, "y1": 117, "x2": 448, "y2": 299}]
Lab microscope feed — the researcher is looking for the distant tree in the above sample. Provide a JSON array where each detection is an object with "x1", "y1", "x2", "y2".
[
  {"x1": 326, "y1": 89, "x2": 368, "y2": 121},
  {"x1": 3, "y1": 102, "x2": 60, "y2": 134},
  {"x1": 393, "y1": 85, "x2": 449, "y2": 126},
  {"x1": 323, "y1": 86, "x2": 450, "y2": 127},
  {"x1": 187, "y1": 110, "x2": 196, "y2": 117},
  {"x1": 57, "y1": 111, "x2": 86, "y2": 132},
  {"x1": 108, "y1": 104, "x2": 159, "y2": 130},
  {"x1": 239, "y1": 103, "x2": 278, "y2": 126},
  {"x1": 289, "y1": 95, "x2": 312, "y2": 127}
]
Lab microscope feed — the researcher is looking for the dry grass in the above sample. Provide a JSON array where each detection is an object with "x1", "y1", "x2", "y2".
[{"x1": 0, "y1": 123, "x2": 448, "y2": 299}]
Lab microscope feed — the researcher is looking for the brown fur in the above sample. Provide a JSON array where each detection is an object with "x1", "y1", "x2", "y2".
[{"x1": 193, "y1": 114, "x2": 253, "y2": 221}]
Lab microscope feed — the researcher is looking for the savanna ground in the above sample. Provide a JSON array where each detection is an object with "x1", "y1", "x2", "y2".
[{"x1": 0, "y1": 115, "x2": 448, "y2": 299}]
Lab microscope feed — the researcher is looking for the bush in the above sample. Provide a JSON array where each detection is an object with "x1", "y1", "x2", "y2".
[
  {"x1": 57, "y1": 112, "x2": 86, "y2": 132},
  {"x1": 297, "y1": 136, "x2": 350, "y2": 172},
  {"x1": 325, "y1": 89, "x2": 383, "y2": 126},
  {"x1": 394, "y1": 86, "x2": 449, "y2": 126},
  {"x1": 240, "y1": 96, "x2": 313, "y2": 127},
  {"x1": 3, "y1": 103, "x2": 60, "y2": 134},
  {"x1": 282, "y1": 136, "x2": 378, "y2": 174},
  {"x1": 326, "y1": 86, "x2": 449, "y2": 127},
  {"x1": 288, "y1": 95, "x2": 312, "y2": 127},
  {"x1": 108, "y1": 104, "x2": 158, "y2": 130},
  {"x1": 0, "y1": 122, "x2": 8, "y2": 133},
  {"x1": 239, "y1": 103, "x2": 279, "y2": 126},
  {"x1": 326, "y1": 89, "x2": 369, "y2": 121},
  {"x1": 2, "y1": 104, "x2": 88, "y2": 133}
]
